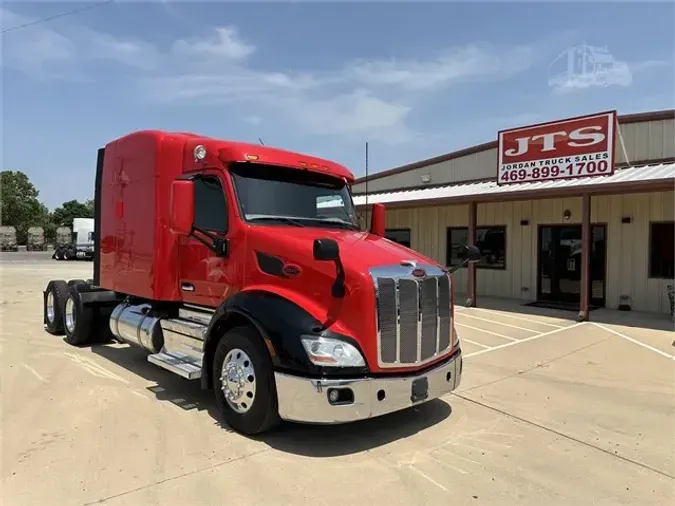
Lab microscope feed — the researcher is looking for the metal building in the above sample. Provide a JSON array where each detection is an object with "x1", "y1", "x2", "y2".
[{"x1": 350, "y1": 109, "x2": 675, "y2": 316}]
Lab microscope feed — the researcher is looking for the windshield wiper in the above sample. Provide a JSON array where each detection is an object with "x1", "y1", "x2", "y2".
[
  {"x1": 302, "y1": 218, "x2": 360, "y2": 231},
  {"x1": 247, "y1": 216, "x2": 305, "y2": 227}
]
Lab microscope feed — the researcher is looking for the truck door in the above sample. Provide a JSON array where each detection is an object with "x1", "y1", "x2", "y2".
[{"x1": 178, "y1": 174, "x2": 234, "y2": 307}]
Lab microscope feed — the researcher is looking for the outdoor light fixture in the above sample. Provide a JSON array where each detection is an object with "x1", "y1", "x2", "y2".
[{"x1": 563, "y1": 209, "x2": 572, "y2": 221}]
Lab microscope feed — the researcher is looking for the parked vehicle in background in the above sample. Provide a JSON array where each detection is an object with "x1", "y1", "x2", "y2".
[
  {"x1": 42, "y1": 130, "x2": 481, "y2": 436},
  {"x1": 0, "y1": 226, "x2": 19, "y2": 252},
  {"x1": 52, "y1": 218, "x2": 94, "y2": 260},
  {"x1": 26, "y1": 227, "x2": 47, "y2": 251},
  {"x1": 55, "y1": 227, "x2": 71, "y2": 248}
]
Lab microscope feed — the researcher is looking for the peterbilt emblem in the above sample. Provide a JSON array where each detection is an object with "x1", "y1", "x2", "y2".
[
  {"x1": 283, "y1": 264, "x2": 302, "y2": 277},
  {"x1": 412, "y1": 268, "x2": 426, "y2": 278}
]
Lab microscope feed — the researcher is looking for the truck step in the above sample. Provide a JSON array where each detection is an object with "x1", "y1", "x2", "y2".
[
  {"x1": 148, "y1": 351, "x2": 202, "y2": 380},
  {"x1": 178, "y1": 307, "x2": 212, "y2": 327}
]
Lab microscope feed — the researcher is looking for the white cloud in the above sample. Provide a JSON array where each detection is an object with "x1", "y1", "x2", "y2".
[
  {"x1": 0, "y1": 6, "x2": 543, "y2": 143},
  {"x1": 245, "y1": 115, "x2": 263, "y2": 126},
  {"x1": 171, "y1": 27, "x2": 255, "y2": 61},
  {"x1": 348, "y1": 43, "x2": 539, "y2": 91},
  {"x1": 0, "y1": 8, "x2": 81, "y2": 79}
]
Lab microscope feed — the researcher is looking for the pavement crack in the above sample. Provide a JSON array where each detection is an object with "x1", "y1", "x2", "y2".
[
  {"x1": 82, "y1": 447, "x2": 272, "y2": 505},
  {"x1": 458, "y1": 336, "x2": 612, "y2": 394},
  {"x1": 453, "y1": 393, "x2": 675, "y2": 481}
]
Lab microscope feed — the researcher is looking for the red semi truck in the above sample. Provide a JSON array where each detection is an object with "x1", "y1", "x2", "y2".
[{"x1": 42, "y1": 130, "x2": 480, "y2": 435}]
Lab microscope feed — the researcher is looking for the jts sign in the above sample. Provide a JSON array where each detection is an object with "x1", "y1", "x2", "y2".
[{"x1": 497, "y1": 111, "x2": 616, "y2": 185}]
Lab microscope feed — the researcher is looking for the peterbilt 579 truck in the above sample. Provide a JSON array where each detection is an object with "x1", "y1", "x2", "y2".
[{"x1": 42, "y1": 130, "x2": 480, "y2": 435}]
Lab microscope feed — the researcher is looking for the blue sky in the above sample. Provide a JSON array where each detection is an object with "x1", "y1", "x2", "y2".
[{"x1": 2, "y1": 1, "x2": 674, "y2": 209}]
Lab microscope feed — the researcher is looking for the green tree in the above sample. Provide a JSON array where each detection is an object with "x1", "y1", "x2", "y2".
[
  {"x1": 51, "y1": 199, "x2": 94, "y2": 229},
  {"x1": 0, "y1": 170, "x2": 50, "y2": 244}
]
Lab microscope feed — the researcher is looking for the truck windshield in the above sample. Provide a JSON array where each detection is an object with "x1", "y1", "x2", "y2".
[{"x1": 230, "y1": 162, "x2": 359, "y2": 230}]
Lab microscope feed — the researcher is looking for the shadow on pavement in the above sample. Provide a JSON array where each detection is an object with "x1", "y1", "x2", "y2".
[
  {"x1": 456, "y1": 293, "x2": 674, "y2": 333},
  {"x1": 90, "y1": 342, "x2": 453, "y2": 457},
  {"x1": 255, "y1": 399, "x2": 451, "y2": 457}
]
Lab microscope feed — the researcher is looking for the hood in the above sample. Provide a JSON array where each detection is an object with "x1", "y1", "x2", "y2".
[
  {"x1": 247, "y1": 225, "x2": 434, "y2": 276},
  {"x1": 244, "y1": 224, "x2": 448, "y2": 373}
]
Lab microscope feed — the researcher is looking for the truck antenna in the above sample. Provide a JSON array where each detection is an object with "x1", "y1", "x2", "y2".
[
  {"x1": 364, "y1": 141, "x2": 369, "y2": 230},
  {"x1": 258, "y1": 137, "x2": 265, "y2": 146}
]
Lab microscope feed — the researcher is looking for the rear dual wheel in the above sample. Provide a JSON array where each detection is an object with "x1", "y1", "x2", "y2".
[
  {"x1": 45, "y1": 280, "x2": 69, "y2": 334},
  {"x1": 63, "y1": 285, "x2": 96, "y2": 346}
]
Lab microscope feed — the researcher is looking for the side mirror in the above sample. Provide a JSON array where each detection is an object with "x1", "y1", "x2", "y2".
[
  {"x1": 463, "y1": 244, "x2": 482, "y2": 262},
  {"x1": 170, "y1": 180, "x2": 194, "y2": 236},
  {"x1": 447, "y1": 244, "x2": 482, "y2": 274},
  {"x1": 370, "y1": 203, "x2": 386, "y2": 237},
  {"x1": 313, "y1": 238, "x2": 340, "y2": 261},
  {"x1": 313, "y1": 238, "x2": 345, "y2": 298}
]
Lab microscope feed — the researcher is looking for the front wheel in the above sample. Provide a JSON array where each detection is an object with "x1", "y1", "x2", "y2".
[{"x1": 212, "y1": 325, "x2": 281, "y2": 435}]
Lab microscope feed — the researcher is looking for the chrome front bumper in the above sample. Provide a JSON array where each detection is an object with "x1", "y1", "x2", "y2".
[{"x1": 274, "y1": 349, "x2": 462, "y2": 424}]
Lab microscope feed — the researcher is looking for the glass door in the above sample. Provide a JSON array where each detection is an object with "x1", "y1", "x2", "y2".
[{"x1": 537, "y1": 225, "x2": 606, "y2": 306}]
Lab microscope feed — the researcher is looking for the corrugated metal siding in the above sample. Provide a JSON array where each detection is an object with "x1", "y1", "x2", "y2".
[
  {"x1": 364, "y1": 191, "x2": 674, "y2": 314},
  {"x1": 351, "y1": 118, "x2": 675, "y2": 194},
  {"x1": 350, "y1": 163, "x2": 674, "y2": 207},
  {"x1": 593, "y1": 191, "x2": 675, "y2": 314}
]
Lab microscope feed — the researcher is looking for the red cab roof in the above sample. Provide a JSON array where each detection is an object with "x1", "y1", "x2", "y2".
[{"x1": 114, "y1": 130, "x2": 355, "y2": 183}]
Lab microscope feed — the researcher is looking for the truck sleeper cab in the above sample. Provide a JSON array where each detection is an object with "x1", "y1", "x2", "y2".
[{"x1": 41, "y1": 130, "x2": 480, "y2": 435}]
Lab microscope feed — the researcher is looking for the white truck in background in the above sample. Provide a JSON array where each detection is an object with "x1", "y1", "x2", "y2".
[{"x1": 52, "y1": 218, "x2": 94, "y2": 261}]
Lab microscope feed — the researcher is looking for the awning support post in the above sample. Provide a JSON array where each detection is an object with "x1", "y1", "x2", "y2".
[
  {"x1": 579, "y1": 193, "x2": 591, "y2": 321},
  {"x1": 467, "y1": 201, "x2": 477, "y2": 307}
]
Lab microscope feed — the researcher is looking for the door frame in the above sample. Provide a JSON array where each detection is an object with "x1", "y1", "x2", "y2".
[{"x1": 536, "y1": 223, "x2": 607, "y2": 307}]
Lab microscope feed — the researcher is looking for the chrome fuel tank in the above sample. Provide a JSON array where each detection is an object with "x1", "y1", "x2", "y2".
[{"x1": 109, "y1": 302, "x2": 164, "y2": 353}]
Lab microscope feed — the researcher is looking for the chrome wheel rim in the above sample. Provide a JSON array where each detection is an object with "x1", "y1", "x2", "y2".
[
  {"x1": 64, "y1": 297, "x2": 76, "y2": 333},
  {"x1": 220, "y1": 348, "x2": 256, "y2": 414},
  {"x1": 46, "y1": 292, "x2": 55, "y2": 323}
]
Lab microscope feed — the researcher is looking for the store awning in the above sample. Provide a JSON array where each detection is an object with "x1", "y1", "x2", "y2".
[{"x1": 339, "y1": 162, "x2": 675, "y2": 209}]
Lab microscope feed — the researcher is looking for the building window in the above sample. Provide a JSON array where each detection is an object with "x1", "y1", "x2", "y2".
[
  {"x1": 385, "y1": 228, "x2": 411, "y2": 247},
  {"x1": 446, "y1": 226, "x2": 506, "y2": 269},
  {"x1": 193, "y1": 176, "x2": 228, "y2": 233},
  {"x1": 649, "y1": 221, "x2": 674, "y2": 279}
]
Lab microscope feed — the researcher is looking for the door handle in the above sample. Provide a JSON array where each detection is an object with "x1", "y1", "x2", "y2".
[{"x1": 181, "y1": 283, "x2": 195, "y2": 292}]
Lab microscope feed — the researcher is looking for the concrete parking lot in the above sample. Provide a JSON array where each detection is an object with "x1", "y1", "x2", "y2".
[{"x1": 1, "y1": 253, "x2": 674, "y2": 506}]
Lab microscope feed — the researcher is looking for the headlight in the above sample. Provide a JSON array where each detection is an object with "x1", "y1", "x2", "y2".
[{"x1": 300, "y1": 336, "x2": 366, "y2": 367}]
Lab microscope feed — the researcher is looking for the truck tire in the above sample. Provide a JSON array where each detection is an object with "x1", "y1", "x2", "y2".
[
  {"x1": 63, "y1": 248, "x2": 73, "y2": 261},
  {"x1": 212, "y1": 325, "x2": 281, "y2": 435},
  {"x1": 67, "y1": 279, "x2": 87, "y2": 288},
  {"x1": 63, "y1": 285, "x2": 96, "y2": 346},
  {"x1": 45, "y1": 280, "x2": 69, "y2": 335}
]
